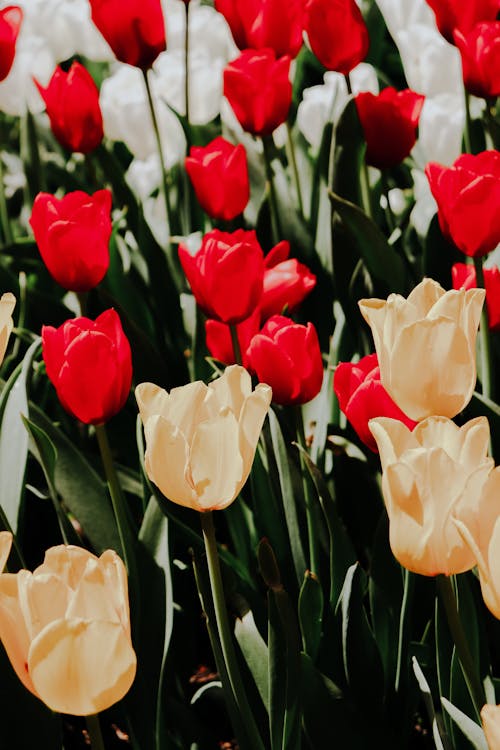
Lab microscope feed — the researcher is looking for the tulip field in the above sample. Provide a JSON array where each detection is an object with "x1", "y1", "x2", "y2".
[{"x1": 3, "y1": 0, "x2": 500, "y2": 748}]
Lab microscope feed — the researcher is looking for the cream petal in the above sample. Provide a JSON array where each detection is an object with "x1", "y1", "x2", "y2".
[
  {"x1": 0, "y1": 573, "x2": 36, "y2": 696},
  {"x1": 413, "y1": 416, "x2": 462, "y2": 456},
  {"x1": 17, "y1": 570, "x2": 70, "y2": 640},
  {"x1": 238, "y1": 383, "x2": 272, "y2": 478},
  {"x1": 0, "y1": 292, "x2": 15, "y2": 365},
  {"x1": 208, "y1": 365, "x2": 252, "y2": 420},
  {"x1": 0, "y1": 531, "x2": 12, "y2": 572},
  {"x1": 484, "y1": 517, "x2": 500, "y2": 619},
  {"x1": 135, "y1": 382, "x2": 171, "y2": 422},
  {"x1": 144, "y1": 415, "x2": 198, "y2": 509},
  {"x1": 481, "y1": 704, "x2": 500, "y2": 750},
  {"x1": 463, "y1": 288, "x2": 487, "y2": 344},
  {"x1": 66, "y1": 558, "x2": 121, "y2": 625},
  {"x1": 34, "y1": 545, "x2": 97, "y2": 589},
  {"x1": 98, "y1": 550, "x2": 131, "y2": 636},
  {"x1": 358, "y1": 297, "x2": 388, "y2": 356},
  {"x1": 457, "y1": 417, "x2": 491, "y2": 469},
  {"x1": 406, "y1": 278, "x2": 445, "y2": 316},
  {"x1": 384, "y1": 462, "x2": 423, "y2": 523},
  {"x1": 369, "y1": 417, "x2": 417, "y2": 471},
  {"x1": 137, "y1": 381, "x2": 209, "y2": 444}
]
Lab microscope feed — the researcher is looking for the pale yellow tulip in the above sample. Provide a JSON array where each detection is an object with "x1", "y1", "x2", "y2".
[
  {"x1": 0, "y1": 545, "x2": 136, "y2": 715},
  {"x1": 359, "y1": 278, "x2": 484, "y2": 421},
  {"x1": 482, "y1": 704, "x2": 500, "y2": 750},
  {"x1": 0, "y1": 292, "x2": 15, "y2": 365},
  {"x1": 136, "y1": 365, "x2": 272, "y2": 511},
  {"x1": 0, "y1": 530, "x2": 12, "y2": 571},
  {"x1": 369, "y1": 415, "x2": 493, "y2": 576}
]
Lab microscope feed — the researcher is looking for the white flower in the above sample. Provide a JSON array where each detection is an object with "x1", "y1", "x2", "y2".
[
  {"x1": 412, "y1": 93, "x2": 465, "y2": 167},
  {"x1": 395, "y1": 24, "x2": 462, "y2": 97},
  {"x1": 375, "y1": 0, "x2": 434, "y2": 38}
]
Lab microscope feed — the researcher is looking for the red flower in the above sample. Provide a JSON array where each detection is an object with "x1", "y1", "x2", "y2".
[
  {"x1": 0, "y1": 6, "x2": 22, "y2": 82},
  {"x1": 185, "y1": 137, "x2": 249, "y2": 221},
  {"x1": 35, "y1": 62, "x2": 103, "y2": 154},
  {"x1": 178, "y1": 229, "x2": 264, "y2": 324},
  {"x1": 261, "y1": 241, "x2": 316, "y2": 320},
  {"x1": 334, "y1": 353, "x2": 417, "y2": 453},
  {"x1": 89, "y1": 0, "x2": 166, "y2": 69},
  {"x1": 215, "y1": 0, "x2": 304, "y2": 58},
  {"x1": 205, "y1": 307, "x2": 260, "y2": 367},
  {"x1": 246, "y1": 315, "x2": 323, "y2": 405},
  {"x1": 304, "y1": 0, "x2": 369, "y2": 74},
  {"x1": 424, "y1": 0, "x2": 500, "y2": 44},
  {"x1": 29, "y1": 190, "x2": 112, "y2": 293},
  {"x1": 223, "y1": 49, "x2": 292, "y2": 136},
  {"x1": 454, "y1": 22, "x2": 500, "y2": 99},
  {"x1": 452, "y1": 263, "x2": 500, "y2": 330},
  {"x1": 42, "y1": 310, "x2": 133, "y2": 425},
  {"x1": 355, "y1": 88, "x2": 425, "y2": 169},
  {"x1": 426, "y1": 151, "x2": 500, "y2": 258}
]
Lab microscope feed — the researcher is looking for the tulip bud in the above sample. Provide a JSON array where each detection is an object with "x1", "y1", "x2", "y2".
[
  {"x1": 481, "y1": 704, "x2": 500, "y2": 749},
  {"x1": 261, "y1": 241, "x2": 316, "y2": 320},
  {"x1": 304, "y1": 0, "x2": 369, "y2": 75},
  {"x1": 454, "y1": 22, "x2": 500, "y2": 99},
  {"x1": 42, "y1": 309, "x2": 133, "y2": 425},
  {"x1": 452, "y1": 263, "x2": 500, "y2": 331},
  {"x1": 215, "y1": 0, "x2": 304, "y2": 58},
  {"x1": 136, "y1": 365, "x2": 272, "y2": 511},
  {"x1": 0, "y1": 291, "x2": 15, "y2": 366},
  {"x1": 424, "y1": 0, "x2": 500, "y2": 44},
  {"x1": 0, "y1": 6, "x2": 22, "y2": 82},
  {"x1": 205, "y1": 308, "x2": 260, "y2": 367}
]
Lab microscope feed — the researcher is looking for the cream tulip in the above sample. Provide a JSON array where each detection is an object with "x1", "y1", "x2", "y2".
[
  {"x1": 136, "y1": 365, "x2": 272, "y2": 511},
  {"x1": 369, "y1": 415, "x2": 493, "y2": 576},
  {"x1": 0, "y1": 544, "x2": 136, "y2": 715},
  {"x1": 482, "y1": 704, "x2": 500, "y2": 750},
  {"x1": 0, "y1": 292, "x2": 15, "y2": 365},
  {"x1": 359, "y1": 278, "x2": 484, "y2": 421}
]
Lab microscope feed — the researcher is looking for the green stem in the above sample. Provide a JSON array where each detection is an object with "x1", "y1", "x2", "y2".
[
  {"x1": 359, "y1": 156, "x2": 373, "y2": 220},
  {"x1": 184, "y1": 0, "x2": 190, "y2": 128},
  {"x1": 86, "y1": 714, "x2": 106, "y2": 750},
  {"x1": 464, "y1": 90, "x2": 473, "y2": 154},
  {"x1": 344, "y1": 73, "x2": 353, "y2": 96},
  {"x1": 381, "y1": 172, "x2": 395, "y2": 234},
  {"x1": 286, "y1": 121, "x2": 304, "y2": 218},
  {"x1": 395, "y1": 568, "x2": 414, "y2": 694},
  {"x1": 295, "y1": 407, "x2": 321, "y2": 577},
  {"x1": 0, "y1": 152, "x2": 13, "y2": 246},
  {"x1": 262, "y1": 135, "x2": 281, "y2": 244},
  {"x1": 229, "y1": 324, "x2": 242, "y2": 366},
  {"x1": 200, "y1": 511, "x2": 265, "y2": 750},
  {"x1": 473, "y1": 256, "x2": 493, "y2": 401}
]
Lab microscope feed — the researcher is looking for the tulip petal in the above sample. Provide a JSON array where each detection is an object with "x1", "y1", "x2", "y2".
[
  {"x1": 208, "y1": 364, "x2": 252, "y2": 419},
  {"x1": 369, "y1": 417, "x2": 416, "y2": 471},
  {"x1": 0, "y1": 573, "x2": 36, "y2": 695},
  {"x1": 99, "y1": 550, "x2": 131, "y2": 636},
  {"x1": 66, "y1": 558, "x2": 122, "y2": 625},
  {"x1": 481, "y1": 705, "x2": 500, "y2": 750},
  {"x1": 144, "y1": 415, "x2": 198, "y2": 509},
  {"x1": 34, "y1": 545, "x2": 97, "y2": 588},
  {"x1": 137, "y1": 381, "x2": 209, "y2": 443},
  {"x1": 0, "y1": 530, "x2": 12, "y2": 572},
  {"x1": 406, "y1": 277, "x2": 445, "y2": 316},
  {"x1": 17, "y1": 570, "x2": 70, "y2": 640},
  {"x1": 238, "y1": 383, "x2": 273, "y2": 478}
]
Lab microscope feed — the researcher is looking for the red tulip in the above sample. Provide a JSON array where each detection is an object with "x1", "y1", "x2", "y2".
[
  {"x1": 424, "y1": 0, "x2": 500, "y2": 44},
  {"x1": 215, "y1": 0, "x2": 304, "y2": 58},
  {"x1": 29, "y1": 190, "x2": 112, "y2": 292},
  {"x1": 426, "y1": 151, "x2": 500, "y2": 258},
  {"x1": 205, "y1": 307, "x2": 260, "y2": 367},
  {"x1": 179, "y1": 229, "x2": 264, "y2": 324},
  {"x1": 454, "y1": 22, "x2": 500, "y2": 99},
  {"x1": 304, "y1": 0, "x2": 369, "y2": 74},
  {"x1": 35, "y1": 62, "x2": 103, "y2": 154},
  {"x1": 185, "y1": 137, "x2": 249, "y2": 221},
  {"x1": 42, "y1": 310, "x2": 132, "y2": 425},
  {"x1": 355, "y1": 88, "x2": 425, "y2": 169},
  {"x1": 246, "y1": 315, "x2": 323, "y2": 405},
  {"x1": 89, "y1": 0, "x2": 166, "y2": 69},
  {"x1": 334, "y1": 354, "x2": 417, "y2": 453},
  {"x1": 452, "y1": 262, "x2": 500, "y2": 330},
  {"x1": 0, "y1": 6, "x2": 22, "y2": 82},
  {"x1": 261, "y1": 240, "x2": 316, "y2": 320},
  {"x1": 223, "y1": 49, "x2": 292, "y2": 136}
]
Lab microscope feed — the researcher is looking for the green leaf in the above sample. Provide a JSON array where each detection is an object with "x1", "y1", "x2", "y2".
[
  {"x1": 298, "y1": 570, "x2": 323, "y2": 662},
  {"x1": 412, "y1": 656, "x2": 451, "y2": 750},
  {"x1": 235, "y1": 610, "x2": 269, "y2": 712},
  {"x1": 441, "y1": 698, "x2": 488, "y2": 750}
]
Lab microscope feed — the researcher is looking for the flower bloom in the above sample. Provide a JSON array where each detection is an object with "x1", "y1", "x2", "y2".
[
  {"x1": 89, "y1": 0, "x2": 166, "y2": 69},
  {"x1": 185, "y1": 137, "x2": 249, "y2": 222},
  {"x1": 246, "y1": 315, "x2": 323, "y2": 405},
  {"x1": 29, "y1": 190, "x2": 112, "y2": 292},
  {"x1": 223, "y1": 49, "x2": 292, "y2": 136},
  {"x1": 359, "y1": 278, "x2": 485, "y2": 421},
  {"x1": 0, "y1": 537, "x2": 136, "y2": 715},
  {"x1": 355, "y1": 88, "x2": 425, "y2": 169},
  {"x1": 215, "y1": 0, "x2": 304, "y2": 58},
  {"x1": 0, "y1": 6, "x2": 22, "y2": 82},
  {"x1": 42, "y1": 309, "x2": 133, "y2": 425},
  {"x1": 136, "y1": 365, "x2": 272, "y2": 511},
  {"x1": 178, "y1": 229, "x2": 264, "y2": 324},
  {"x1": 334, "y1": 353, "x2": 417, "y2": 453},
  {"x1": 205, "y1": 308, "x2": 260, "y2": 368},
  {"x1": 304, "y1": 0, "x2": 369, "y2": 74},
  {"x1": 454, "y1": 22, "x2": 500, "y2": 99},
  {"x1": 35, "y1": 62, "x2": 103, "y2": 154},
  {"x1": 424, "y1": 0, "x2": 500, "y2": 44},
  {"x1": 261, "y1": 241, "x2": 316, "y2": 320},
  {"x1": 369, "y1": 415, "x2": 493, "y2": 576},
  {"x1": 0, "y1": 291, "x2": 15, "y2": 365},
  {"x1": 426, "y1": 151, "x2": 500, "y2": 258},
  {"x1": 481, "y1": 705, "x2": 500, "y2": 748},
  {"x1": 452, "y1": 262, "x2": 500, "y2": 331}
]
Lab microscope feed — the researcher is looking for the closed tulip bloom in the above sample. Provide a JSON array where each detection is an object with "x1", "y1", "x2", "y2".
[
  {"x1": 246, "y1": 315, "x2": 323, "y2": 405},
  {"x1": 35, "y1": 62, "x2": 103, "y2": 154},
  {"x1": 304, "y1": 0, "x2": 369, "y2": 74},
  {"x1": 452, "y1": 262, "x2": 500, "y2": 330},
  {"x1": 426, "y1": 151, "x2": 500, "y2": 258},
  {"x1": 261, "y1": 241, "x2": 316, "y2": 320},
  {"x1": 29, "y1": 190, "x2": 112, "y2": 292},
  {"x1": 179, "y1": 229, "x2": 264, "y2": 324},
  {"x1": 42, "y1": 309, "x2": 133, "y2": 425},
  {"x1": 481, "y1": 705, "x2": 500, "y2": 749},
  {"x1": 369, "y1": 415, "x2": 493, "y2": 576},
  {"x1": 355, "y1": 88, "x2": 425, "y2": 169},
  {"x1": 0, "y1": 540, "x2": 136, "y2": 715},
  {"x1": 136, "y1": 365, "x2": 272, "y2": 511},
  {"x1": 359, "y1": 278, "x2": 485, "y2": 421},
  {"x1": 215, "y1": 0, "x2": 304, "y2": 58},
  {"x1": 454, "y1": 22, "x2": 500, "y2": 99},
  {"x1": 425, "y1": 0, "x2": 500, "y2": 44},
  {"x1": 185, "y1": 137, "x2": 249, "y2": 222},
  {"x1": 89, "y1": 0, "x2": 166, "y2": 69},
  {"x1": 205, "y1": 308, "x2": 260, "y2": 367},
  {"x1": 334, "y1": 353, "x2": 417, "y2": 453},
  {"x1": 223, "y1": 49, "x2": 292, "y2": 136},
  {"x1": 0, "y1": 6, "x2": 22, "y2": 82},
  {"x1": 0, "y1": 291, "x2": 15, "y2": 366}
]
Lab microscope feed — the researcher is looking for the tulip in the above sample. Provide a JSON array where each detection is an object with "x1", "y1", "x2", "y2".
[
  {"x1": 452, "y1": 263, "x2": 500, "y2": 331},
  {"x1": 334, "y1": 353, "x2": 417, "y2": 453},
  {"x1": 205, "y1": 308, "x2": 260, "y2": 367},
  {"x1": 223, "y1": 49, "x2": 292, "y2": 136},
  {"x1": 246, "y1": 315, "x2": 323, "y2": 405},
  {"x1": 29, "y1": 190, "x2": 112, "y2": 293},
  {"x1": 0, "y1": 291, "x2": 15, "y2": 365},
  {"x1": 304, "y1": 0, "x2": 369, "y2": 75},
  {"x1": 136, "y1": 365, "x2": 272, "y2": 511},
  {"x1": 42, "y1": 309, "x2": 133, "y2": 425},
  {"x1": 482, "y1": 705, "x2": 500, "y2": 749},
  {"x1": 454, "y1": 22, "x2": 500, "y2": 99},
  {"x1": 359, "y1": 278, "x2": 485, "y2": 421},
  {"x1": 425, "y1": 0, "x2": 500, "y2": 44},
  {"x1": 0, "y1": 6, "x2": 22, "y2": 82},
  {"x1": 35, "y1": 62, "x2": 103, "y2": 154},
  {"x1": 355, "y1": 88, "x2": 425, "y2": 169},
  {"x1": 261, "y1": 241, "x2": 316, "y2": 320},
  {"x1": 0, "y1": 539, "x2": 136, "y2": 715},
  {"x1": 185, "y1": 137, "x2": 249, "y2": 222},
  {"x1": 369, "y1": 415, "x2": 493, "y2": 576},
  {"x1": 179, "y1": 228, "x2": 264, "y2": 324},
  {"x1": 0, "y1": 530, "x2": 11, "y2": 572},
  {"x1": 426, "y1": 151, "x2": 500, "y2": 258},
  {"x1": 89, "y1": 0, "x2": 166, "y2": 69},
  {"x1": 215, "y1": 0, "x2": 304, "y2": 58}
]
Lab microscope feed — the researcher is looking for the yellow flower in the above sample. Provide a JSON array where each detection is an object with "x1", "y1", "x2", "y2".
[
  {"x1": 359, "y1": 278, "x2": 484, "y2": 421},
  {"x1": 0, "y1": 292, "x2": 15, "y2": 365},
  {"x1": 482, "y1": 704, "x2": 500, "y2": 750},
  {"x1": 0, "y1": 539, "x2": 136, "y2": 715},
  {"x1": 136, "y1": 365, "x2": 272, "y2": 511},
  {"x1": 369, "y1": 415, "x2": 493, "y2": 576}
]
